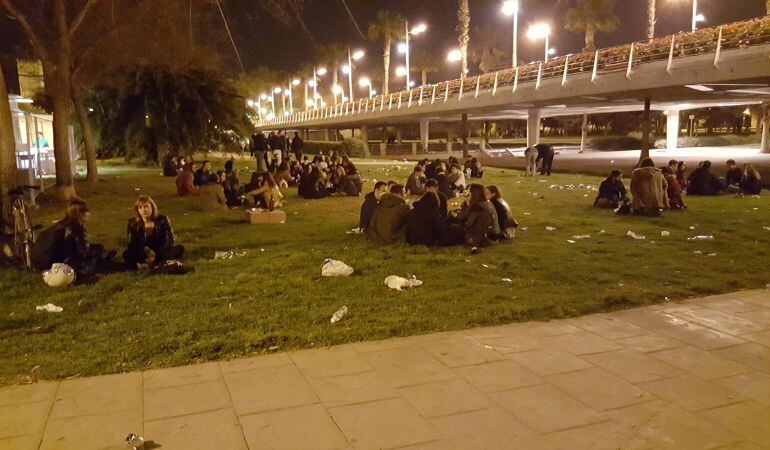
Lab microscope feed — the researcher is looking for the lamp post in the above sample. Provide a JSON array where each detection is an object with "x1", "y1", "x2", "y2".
[
  {"x1": 502, "y1": 1, "x2": 519, "y2": 67},
  {"x1": 359, "y1": 77, "x2": 373, "y2": 98},
  {"x1": 343, "y1": 49, "x2": 365, "y2": 103},
  {"x1": 289, "y1": 79, "x2": 300, "y2": 114},
  {"x1": 689, "y1": 0, "x2": 706, "y2": 31},
  {"x1": 446, "y1": 49, "x2": 463, "y2": 78},
  {"x1": 271, "y1": 87, "x2": 281, "y2": 114},
  {"x1": 310, "y1": 67, "x2": 327, "y2": 109},
  {"x1": 527, "y1": 23, "x2": 552, "y2": 61},
  {"x1": 398, "y1": 22, "x2": 427, "y2": 89},
  {"x1": 332, "y1": 84, "x2": 344, "y2": 105}
]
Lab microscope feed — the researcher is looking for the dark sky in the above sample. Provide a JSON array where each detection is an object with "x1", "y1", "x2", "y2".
[{"x1": 1, "y1": 0, "x2": 765, "y2": 88}]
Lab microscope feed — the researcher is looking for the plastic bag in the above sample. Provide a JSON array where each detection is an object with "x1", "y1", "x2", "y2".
[
  {"x1": 322, "y1": 259, "x2": 354, "y2": 277},
  {"x1": 384, "y1": 275, "x2": 423, "y2": 291},
  {"x1": 627, "y1": 231, "x2": 646, "y2": 240}
]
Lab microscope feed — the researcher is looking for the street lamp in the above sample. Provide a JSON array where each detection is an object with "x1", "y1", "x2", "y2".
[
  {"x1": 359, "y1": 77, "x2": 373, "y2": 98},
  {"x1": 344, "y1": 49, "x2": 365, "y2": 102},
  {"x1": 398, "y1": 21, "x2": 427, "y2": 89},
  {"x1": 288, "y1": 79, "x2": 300, "y2": 114},
  {"x1": 446, "y1": 49, "x2": 464, "y2": 77},
  {"x1": 526, "y1": 23, "x2": 552, "y2": 61},
  {"x1": 501, "y1": 0, "x2": 519, "y2": 67},
  {"x1": 332, "y1": 84, "x2": 344, "y2": 105},
  {"x1": 688, "y1": 0, "x2": 706, "y2": 31},
  {"x1": 271, "y1": 87, "x2": 282, "y2": 114}
]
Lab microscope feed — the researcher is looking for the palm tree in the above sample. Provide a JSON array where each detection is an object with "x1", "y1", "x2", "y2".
[
  {"x1": 565, "y1": 0, "x2": 620, "y2": 53},
  {"x1": 317, "y1": 43, "x2": 348, "y2": 101},
  {"x1": 765, "y1": 0, "x2": 770, "y2": 15},
  {"x1": 457, "y1": 0, "x2": 470, "y2": 77},
  {"x1": 367, "y1": 10, "x2": 404, "y2": 96},
  {"x1": 646, "y1": 0, "x2": 656, "y2": 42},
  {"x1": 412, "y1": 50, "x2": 439, "y2": 86}
]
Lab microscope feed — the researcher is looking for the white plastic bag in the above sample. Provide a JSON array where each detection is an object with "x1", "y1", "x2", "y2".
[
  {"x1": 384, "y1": 275, "x2": 423, "y2": 291},
  {"x1": 321, "y1": 259, "x2": 355, "y2": 277},
  {"x1": 42, "y1": 263, "x2": 76, "y2": 287},
  {"x1": 627, "y1": 231, "x2": 646, "y2": 240},
  {"x1": 36, "y1": 303, "x2": 63, "y2": 313}
]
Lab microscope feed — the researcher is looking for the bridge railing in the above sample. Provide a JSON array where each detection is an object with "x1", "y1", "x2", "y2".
[{"x1": 262, "y1": 17, "x2": 770, "y2": 128}]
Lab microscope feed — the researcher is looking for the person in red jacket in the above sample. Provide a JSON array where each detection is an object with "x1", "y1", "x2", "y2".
[{"x1": 175, "y1": 163, "x2": 199, "y2": 196}]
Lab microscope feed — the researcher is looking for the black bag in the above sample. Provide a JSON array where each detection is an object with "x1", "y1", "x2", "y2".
[
  {"x1": 30, "y1": 223, "x2": 64, "y2": 270},
  {"x1": 615, "y1": 202, "x2": 632, "y2": 216}
]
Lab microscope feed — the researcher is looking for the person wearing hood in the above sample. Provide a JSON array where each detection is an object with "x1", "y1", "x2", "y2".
[
  {"x1": 686, "y1": 161, "x2": 722, "y2": 196},
  {"x1": 594, "y1": 170, "x2": 628, "y2": 209},
  {"x1": 366, "y1": 184, "x2": 411, "y2": 245},
  {"x1": 739, "y1": 163, "x2": 763, "y2": 195},
  {"x1": 406, "y1": 191, "x2": 462, "y2": 247},
  {"x1": 630, "y1": 158, "x2": 669, "y2": 216},
  {"x1": 456, "y1": 184, "x2": 500, "y2": 247}
]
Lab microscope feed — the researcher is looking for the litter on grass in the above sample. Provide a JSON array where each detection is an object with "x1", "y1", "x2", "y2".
[
  {"x1": 573, "y1": 235, "x2": 591, "y2": 240},
  {"x1": 501, "y1": 278, "x2": 513, "y2": 283},
  {"x1": 36, "y1": 303, "x2": 63, "y2": 313},
  {"x1": 627, "y1": 231, "x2": 646, "y2": 240},
  {"x1": 688, "y1": 236, "x2": 714, "y2": 241},
  {"x1": 599, "y1": 230, "x2": 606, "y2": 234},
  {"x1": 330, "y1": 306, "x2": 348, "y2": 323},
  {"x1": 321, "y1": 259, "x2": 355, "y2": 277},
  {"x1": 385, "y1": 275, "x2": 423, "y2": 291},
  {"x1": 567, "y1": 240, "x2": 576, "y2": 244},
  {"x1": 345, "y1": 227, "x2": 363, "y2": 235},
  {"x1": 481, "y1": 264, "x2": 496, "y2": 269},
  {"x1": 545, "y1": 226, "x2": 557, "y2": 231},
  {"x1": 661, "y1": 231, "x2": 671, "y2": 237},
  {"x1": 214, "y1": 250, "x2": 247, "y2": 259}
]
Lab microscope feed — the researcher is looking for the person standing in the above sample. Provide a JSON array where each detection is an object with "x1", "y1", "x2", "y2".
[
  {"x1": 535, "y1": 144, "x2": 555, "y2": 176},
  {"x1": 291, "y1": 131, "x2": 304, "y2": 162},
  {"x1": 524, "y1": 147, "x2": 537, "y2": 176},
  {"x1": 251, "y1": 131, "x2": 268, "y2": 173}
]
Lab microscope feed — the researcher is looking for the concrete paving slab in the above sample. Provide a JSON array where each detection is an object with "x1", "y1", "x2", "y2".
[
  {"x1": 40, "y1": 409, "x2": 141, "y2": 450},
  {"x1": 429, "y1": 407, "x2": 540, "y2": 450},
  {"x1": 142, "y1": 361, "x2": 221, "y2": 391},
  {"x1": 717, "y1": 371, "x2": 770, "y2": 406},
  {"x1": 240, "y1": 404, "x2": 348, "y2": 450},
  {"x1": 305, "y1": 370, "x2": 399, "y2": 409},
  {"x1": 362, "y1": 346, "x2": 457, "y2": 388},
  {"x1": 546, "y1": 367, "x2": 651, "y2": 411},
  {"x1": 639, "y1": 374, "x2": 744, "y2": 412},
  {"x1": 143, "y1": 379, "x2": 231, "y2": 421},
  {"x1": 143, "y1": 408, "x2": 247, "y2": 450},
  {"x1": 650, "y1": 346, "x2": 752, "y2": 379},
  {"x1": 583, "y1": 348, "x2": 684, "y2": 383},
  {"x1": 50, "y1": 373, "x2": 141, "y2": 420},
  {"x1": 223, "y1": 364, "x2": 319, "y2": 416},
  {"x1": 452, "y1": 359, "x2": 543, "y2": 393},
  {"x1": 398, "y1": 378, "x2": 491, "y2": 418}
]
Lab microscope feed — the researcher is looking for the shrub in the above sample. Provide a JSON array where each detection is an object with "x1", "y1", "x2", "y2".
[
  {"x1": 589, "y1": 136, "x2": 644, "y2": 151},
  {"x1": 341, "y1": 138, "x2": 368, "y2": 157},
  {"x1": 654, "y1": 134, "x2": 762, "y2": 149},
  {"x1": 303, "y1": 139, "x2": 369, "y2": 157}
]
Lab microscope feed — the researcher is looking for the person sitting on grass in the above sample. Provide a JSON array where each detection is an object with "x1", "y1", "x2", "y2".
[
  {"x1": 487, "y1": 185, "x2": 517, "y2": 239},
  {"x1": 406, "y1": 166, "x2": 427, "y2": 196},
  {"x1": 341, "y1": 155, "x2": 358, "y2": 175},
  {"x1": 435, "y1": 168, "x2": 454, "y2": 199},
  {"x1": 662, "y1": 166, "x2": 686, "y2": 210},
  {"x1": 299, "y1": 167, "x2": 329, "y2": 199},
  {"x1": 594, "y1": 170, "x2": 628, "y2": 209},
  {"x1": 687, "y1": 161, "x2": 722, "y2": 196},
  {"x1": 194, "y1": 160, "x2": 212, "y2": 186},
  {"x1": 455, "y1": 184, "x2": 499, "y2": 247},
  {"x1": 406, "y1": 191, "x2": 461, "y2": 247},
  {"x1": 176, "y1": 163, "x2": 198, "y2": 196},
  {"x1": 199, "y1": 174, "x2": 228, "y2": 211},
  {"x1": 124, "y1": 196, "x2": 185, "y2": 270},
  {"x1": 725, "y1": 159, "x2": 743, "y2": 187},
  {"x1": 273, "y1": 161, "x2": 295, "y2": 188},
  {"x1": 630, "y1": 158, "x2": 669, "y2": 217},
  {"x1": 676, "y1": 161, "x2": 688, "y2": 189},
  {"x1": 447, "y1": 164, "x2": 467, "y2": 194},
  {"x1": 740, "y1": 163, "x2": 762, "y2": 195},
  {"x1": 366, "y1": 184, "x2": 410, "y2": 245},
  {"x1": 469, "y1": 157, "x2": 484, "y2": 178},
  {"x1": 425, "y1": 178, "x2": 448, "y2": 218},
  {"x1": 359, "y1": 181, "x2": 389, "y2": 232},
  {"x1": 244, "y1": 171, "x2": 283, "y2": 209},
  {"x1": 50, "y1": 199, "x2": 115, "y2": 281}
]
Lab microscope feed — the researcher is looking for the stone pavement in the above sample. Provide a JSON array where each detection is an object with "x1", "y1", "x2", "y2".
[{"x1": 2, "y1": 290, "x2": 770, "y2": 450}]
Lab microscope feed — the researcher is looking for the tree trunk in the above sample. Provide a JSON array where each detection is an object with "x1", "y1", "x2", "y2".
[
  {"x1": 639, "y1": 97, "x2": 652, "y2": 164},
  {"x1": 421, "y1": 70, "x2": 428, "y2": 87},
  {"x1": 458, "y1": 0, "x2": 470, "y2": 77},
  {"x1": 461, "y1": 113, "x2": 469, "y2": 158},
  {"x1": 647, "y1": 0, "x2": 656, "y2": 42},
  {"x1": 761, "y1": 102, "x2": 769, "y2": 154},
  {"x1": 584, "y1": 28, "x2": 596, "y2": 52},
  {"x1": 383, "y1": 35, "x2": 391, "y2": 95},
  {"x1": 73, "y1": 90, "x2": 99, "y2": 183},
  {"x1": 0, "y1": 68, "x2": 16, "y2": 231},
  {"x1": 43, "y1": 63, "x2": 77, "y2": 201},
  {"x1": 766, "y1": 0, "x2": 770, "y2": 15}
]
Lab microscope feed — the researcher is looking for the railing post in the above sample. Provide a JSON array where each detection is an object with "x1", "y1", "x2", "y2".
[
  {"x1": 418, "y1": 86, "x2": 424, "y2": 106},
  {"x1": 444, "y1": 82, "x2": 449, "y2": 102},
  {"x1": 536, "y1": 62, "x2": 542, "y2": 90},
  {"x1": 667, "y1": 35, "x2": 676, "y2": 74},
  {"x1": 388, "y1": 94, "x2": 394, "y2": 110},
  {"x1": 492, "y1": 72, "x2": 499, "y2": 96},
  {"x1": 458, "y1": 77, "x2": 464, "y2": 101},
  {"x1": 562, "y1": 56, "x2": 569, "y2": 86},
  {"x1": 714, "y1": 26, "x2": 723, "y2": 68},
  {"x1": 431, "y1": 85, "x2": 437, "y2": 104},
  {"x1": 408, "y1": 89, "x2": 413, "y2": 108},
  {"x1": 512, "y1": 67, "x2": 519, "y2": 93},
  {"x1": 474, "y1": 76, "x2": 480, "y2": 98},
  {"x1": 398, "y1": 93, "x2": 403, "y2": 109},
  {"x1": 626, "y1": 43, "x2": 635, "y2": 79},
  {"x1": 591, "y1": 50, "x2": 599, "y2": 82}
]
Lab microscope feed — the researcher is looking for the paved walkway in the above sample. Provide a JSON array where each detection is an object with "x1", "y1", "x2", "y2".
[{"x1": 2, "y1": 290, "x2": 770, "y2": 450}]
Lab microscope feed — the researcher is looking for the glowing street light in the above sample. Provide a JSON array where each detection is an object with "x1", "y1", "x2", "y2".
[
  {"x1": 344, "y1": 49, "x2": 365, "y2": 102},
  {"x1": 359, "y1": 76, "x2": 373, "y2": 98},
  {"x1": 399, "y1": 21, "x2": 427, "y2": 89},
  {"x1": 260, "y1": 93, "x2": 268, "y2": 100},
  {"x1": 447, "y1": 49, "x2": 462, "y2": 62},
  {"x1": 247, "y1": 99, "x2": 255, "y2": 107},
  {"x1": 687, "y1": 0, "x2": 706, "y2": 31},
  {"x1": 501, "y1": 0, "x2": 520, "y2": 67},
  {"x1": 332, "y1": 84, "x2": 344, "y2": 104},
  {"x1": 395, "y1": 66, "x2": 408, "y2": 77},
  {"x1": 527, "y1": 23, "x2": 552, "y2": 61},
  {"x1": 309, "y1": 66, "x2": 327, "y2": 110}
]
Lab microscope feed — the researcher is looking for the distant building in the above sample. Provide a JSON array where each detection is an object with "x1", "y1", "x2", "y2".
[{"x1": 16, "y1": 59, "x2": 44, "y2": 100}]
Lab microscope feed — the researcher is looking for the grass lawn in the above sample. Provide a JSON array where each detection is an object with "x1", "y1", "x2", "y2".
[{"x1": 1, "y1": 156, "x2": 769, "y2": 385}]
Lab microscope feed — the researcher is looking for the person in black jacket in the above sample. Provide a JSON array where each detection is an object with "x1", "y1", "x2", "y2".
[
  {"x1": 50, "y1": 200, "x2": 114, "y2": 279},
  {"x1": 251, "y1": 132, "x2": 269, "y2": 173},
  {"x1": 424, "y1": 179, "x2": 448, "y2": 218},
  {"x1": 535, "y1": 143, "x2": 555, "y2": 176},
  {"x1": 455, "y1": 184, "x2": 500, "y2": 247},
  {"x1": 594, "y1": 170, "x2": 629, "y2": 208},
  {"x1": 687, "y1": 161, "x2": 722, "y2": 196},
  {"x1": 123, "y1": 196, "x2": 184, "y2": 269},
  {"x1": 435, "y1": 168, "x2": 454, "y2": 199},
  {"x1": 300, "y1": 167, "x2": 329, "y2": 199},
  {"x1": 359, "y1": 181, "x2": 388, "y2": 230},
  {"x1": 406, "y1": 192, "x2": 455, "y2": 247},
  {"x1": 291, "y1": 132, "x2": 304, "y2": 162},
  {"x1": 724, "y1": 159, "x2": 742, "y2": 187},
  {"x1": 487, "y1": 185, "x2": 517, "y2": 239}
]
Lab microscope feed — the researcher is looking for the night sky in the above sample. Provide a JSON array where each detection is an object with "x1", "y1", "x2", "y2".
[{"x1": 1, "y1": 0, "x2": 766, "y2": 85}]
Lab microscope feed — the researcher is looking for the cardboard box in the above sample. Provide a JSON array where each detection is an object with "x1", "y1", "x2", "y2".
[{"x1": 245, "y1": 208, "x2": 287, "y2": 224}]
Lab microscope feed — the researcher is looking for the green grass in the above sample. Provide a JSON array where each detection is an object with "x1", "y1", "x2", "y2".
[{"x1": 1, "y1": 156, "x2": 769, "y2": 385}]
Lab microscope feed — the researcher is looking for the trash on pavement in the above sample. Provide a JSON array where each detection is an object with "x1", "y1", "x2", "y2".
[
  {"x1": 330, "y1": 306, "x2": 348, "y2": 323},
  {"x1": 35, "y1": 303, "x2": 63, "y2": 313},
  {"x1": 321, "y1": 259, "x2": 355, "y2": 277},
  {"x1": 384, "y1": 275, "x2": 423, "y2": 291},
  {"x1": 125, "y1": 433, "x2": 144, "y2": 450},
  {"x1": 627, "y1": 231, "x2": 646, "y2": 240}
]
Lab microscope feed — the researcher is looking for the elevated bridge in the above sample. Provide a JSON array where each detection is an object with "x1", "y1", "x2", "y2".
[{"x1": 258, "y1": 18, "x2": 770, "y2": 153}]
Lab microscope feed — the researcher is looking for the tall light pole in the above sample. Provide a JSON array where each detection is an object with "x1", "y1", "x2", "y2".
[
  {"x1": 310, "y1": 67, "x2": 327, "y2": 109},
  {"x1": 690, "y1": 0, "x2": 706, "y2": 31},
  {"x1": 288, "y1": 79, "x2": 300, "y2": 114},
  {"x1": 271, "y1": 87, "x2": 281, "y2": 114},
  {"x1": 359, "y1": 77, "x2": 373, "y2": 98},
  {"x1": 447, "y1": 49, "x2": 463, "y2": 78},
  {"x1": 343, "y1": 49, "x2": 365, "y2": 102},
  {"x1": 527, "y1": 23, "x2": 552, "y2": 61},
  {"x1": 398, "y1": 22, "x2": 427, "y2": 89},
  {"x1": 502, "y1": 1, "x2": 519, "y2": 67}
]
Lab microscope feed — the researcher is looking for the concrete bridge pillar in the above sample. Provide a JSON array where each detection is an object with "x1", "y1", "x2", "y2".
[
  {"x1": 666, "y1": 110, "x2": 680, "y2": 151},
  {"x1": 527, "y1": 108, "x2": 541, "y2": 148},
  {"x1": 447, "y1": 131, "x2": 455, "y2": 153},
  {"x1": 396, "y1": 128, "x2": 403, "y2": 145},
  {"x1": 580, "y1": 114, "x2": 588, "y2": 152},
  {"x1": 762, "y1": 102, "x2": 769, "y2": 154},
  {"x1": 322, "y1": 128, "x2": 330, "y2": 142},
  {"x1": 360, "y1": 125, "x2": 369, "y2": 156},
  {"x1": 419, "y1": 118, "x2": 430, "y2": 153}
]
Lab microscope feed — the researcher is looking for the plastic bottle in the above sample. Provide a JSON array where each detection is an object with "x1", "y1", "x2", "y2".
[{"x1": 330, "y1": 306, "x2": 348, "y2": 324}]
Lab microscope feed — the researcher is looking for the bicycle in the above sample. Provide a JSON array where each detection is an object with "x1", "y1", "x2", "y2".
[{"x1": 6, "y1": 185, "x2": 39, "y2": 270}]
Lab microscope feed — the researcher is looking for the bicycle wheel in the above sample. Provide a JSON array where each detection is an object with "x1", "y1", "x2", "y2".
[{"x1": 12, "y1": 197, "x2": 34, "y2": 269}]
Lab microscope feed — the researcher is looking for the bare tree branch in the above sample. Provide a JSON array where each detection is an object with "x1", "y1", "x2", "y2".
[
  {"x1": 68, "y1": 0, "x2": 98, "y2": 36},
  {"x1": 0, "y1": 0, "x2": 50, "y2": 61}
]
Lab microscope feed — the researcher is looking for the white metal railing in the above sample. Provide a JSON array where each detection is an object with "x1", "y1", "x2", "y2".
[{"x1": 259, "y1": 17, "x2": 770, "y2": 128}]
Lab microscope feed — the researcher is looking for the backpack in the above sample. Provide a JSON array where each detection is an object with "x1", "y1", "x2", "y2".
[{"x1": 30, "y1": 223, "x2": 64, "y2": 271}]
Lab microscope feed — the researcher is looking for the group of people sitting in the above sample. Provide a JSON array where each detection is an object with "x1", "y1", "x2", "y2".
[
  {"x1": 32, "y1": 196, "x2": 185, "y2": 283},
  {"x1": 404, "y1": 156, "x2": 485, "y2": 200},
  {"x1": 359, "y1": 162, "x2": 516, "y2": 248},
  {"x1": 594, "y1": 158, "x2": 763, "y2": 216},
  {"x1": 296, "y1": 153, "x2": 364, "y2": 199}
]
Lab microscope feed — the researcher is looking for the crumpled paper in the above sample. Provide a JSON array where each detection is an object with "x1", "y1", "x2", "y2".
[
  {"x1": 322, "y1": 259, "x2": 355, "y2": 277},
  {"x1": 384, "y1": 275, "x2": 423, "y2": 291}
]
